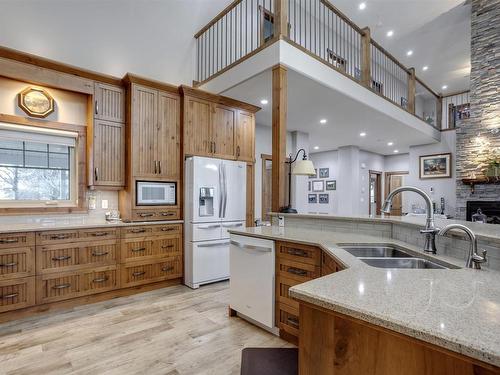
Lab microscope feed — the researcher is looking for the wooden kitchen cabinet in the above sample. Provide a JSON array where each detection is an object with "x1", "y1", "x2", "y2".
[
  {"x1": 181, "y1": 85, "x2": 259, "y2": 161},
  {"x1": 157, "y1": 91, "x2": 181, "y2": 179},
  {"x1": 235, "y1": 110, "x2": 255, "y2": 162},
  {"x1": 88, "y1": 82, "x2": 126, "y2": 188}
]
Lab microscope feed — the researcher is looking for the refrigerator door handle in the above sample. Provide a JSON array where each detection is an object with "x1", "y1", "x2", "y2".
[
  {"x1": 223, "y1": 163, "x2": 228, "y2": 218},
  {"x1": 218, "y1": 163, "x2": 223, "y2": 218}
]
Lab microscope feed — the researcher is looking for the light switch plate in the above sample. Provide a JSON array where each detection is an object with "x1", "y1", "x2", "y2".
[
  {"x1": 101, "y1": 199, "x2": 108, "y2": 209},
  {"x1": 278, "y1": 215, "x2": 285, "y2": 227}
]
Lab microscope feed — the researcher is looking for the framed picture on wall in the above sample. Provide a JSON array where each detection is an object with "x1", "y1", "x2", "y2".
[
  {"x1": 312, "y1": 180, "x2": 324, "y2": 192},
  {"x1": 308, "y1": 169, "x2": 318, "y2": 179},
  {"x1": 419, "y1": 153, "x2": 452, "y2": 179},
  {"x1": 319, "y1": 194, "x2": 329, "y2": 204},
  {"x1": 308, "y1": 194, "x2": 317, "y2": 204},
  {"x1": 319, "y1": 168, "x2": 329, "y2": 178},
  {"x1": 326, "y1": 180, "x2": 336, "y2": 190}
]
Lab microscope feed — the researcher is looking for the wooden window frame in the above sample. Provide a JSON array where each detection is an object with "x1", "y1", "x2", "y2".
[{"x1": 0, "y1": 113, "x2": 87, "y2": 215}]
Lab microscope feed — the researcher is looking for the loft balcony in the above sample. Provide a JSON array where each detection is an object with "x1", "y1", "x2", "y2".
[{"x1": 194, "y1": 0, "x2": 443, "y2": 134}]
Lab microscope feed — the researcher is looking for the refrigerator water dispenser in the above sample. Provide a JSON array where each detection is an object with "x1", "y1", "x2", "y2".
[{"x1": 199, "y1": 187, "x2": 214, "y2": 217}]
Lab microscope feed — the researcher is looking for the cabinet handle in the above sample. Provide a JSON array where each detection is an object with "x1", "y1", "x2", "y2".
[
  {"x1": 91, "y1": 251, "x2": 109, "y2": 257},
  {"x1": 287, "y1": 316, "x2": 299, "y2": 328},
  {"x1": 92, "y1": 276, "x2": 109, "y2": 283},
  {"x1": 0, "y1": 293, "x2": 19, "y2": 300},
  {"x1": 287, "y1": 249, "x2": 308, "y2": 257},
  {"x1": 52, "y1": 255, "x2": 72, "y2": 261},
  {"x1": 161, "y1": 266, "x2": 174, "y2": 272},
  {"x1": 158, "y1": 161, "x2": 162, "y2": 174},
  {"x1": 154, "y1": 161, "x2": 158, "y2": 174},
  {"x1": 160, "y1": 212, "x2": 175, "y2": 217},
  {"x1": 0, "y1": 262, "x2": 17, "y2": 268},
  {"x1": 91, "y1": 232, "x2": 108, "y2": 237},
  {"x1": 287, "y1": 267, "x2": 307, "y2": 276},
  {"x1": 50, "y1": 234, "x2": 70, "y2": 240},
  {"x1": 161, "y1": 245, "x2": 174, "y2": 249},
  {"x1": 139, "y1": 213, "x2": 154, "y2": 217},
  {"x1": 132, "y1": 271, "x2": 146, "y2": 277},
  {"x1": 130, "y1": 229, "x2": 146, "y2": 233},
  {"x1": 213, "y1": 142, "x2": 216, "y2": 153},
  {"x1": 52, "y1": 283, "x2": 71, "y2": 290},
  {"x1": 236, "y1": 145, "x2": 240, "y2": 158},
  {"x1": 95, "y1": 100, "x2": 99, "y2": 115},
  {"x1": 160, "y1": 227, "x2": 175, "y2": 232},
  {"x1": 94, "y1": 167, "x2": 99, "y2": 181},
  {"x1": 0, "y1": 238, "x2": 19, "y2": 244},
  {"x1": 131, "y1": 247, "x2": 146, "y2": 253}
]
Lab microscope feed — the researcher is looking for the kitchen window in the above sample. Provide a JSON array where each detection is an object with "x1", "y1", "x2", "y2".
[{"x1": 0, "y1": 123, "x2": 78, "y2": 208}]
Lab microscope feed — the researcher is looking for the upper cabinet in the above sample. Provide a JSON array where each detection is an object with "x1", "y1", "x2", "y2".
[
  {"x1": 180, "y1": 86, "x2": 259, "y2": 162},
  {"x1": 94, "y1": 83, "x2": 125, "y2": 123},
  {"x1": 157, "y1": 91, "x2": 181, "y2": 179},
  {"x1": 88, "y1": 82, "x2": 125, "y2": 188}
]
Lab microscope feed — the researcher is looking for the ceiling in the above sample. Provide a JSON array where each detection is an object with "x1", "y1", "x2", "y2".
[
  {"x1": 330, "y1": 0, "x2": 471, "y2": 94},
  {"x1": 223, "y1": 68, "x2": 438, "y2": 155}
]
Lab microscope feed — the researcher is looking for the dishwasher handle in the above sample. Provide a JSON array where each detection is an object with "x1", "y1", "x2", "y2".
[{"x1": 230, "y1": 240, "x2": 272, "y2": 253}]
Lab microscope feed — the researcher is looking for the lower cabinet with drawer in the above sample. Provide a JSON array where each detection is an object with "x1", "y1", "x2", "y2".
[
  {"x1": 275, "y1": 241, "x2": 343, "y2": 345},
  {"x1": 0, "y1": 276, "x2": 35, "y2": 313},
  {"x1": 120, "y1": 257, "x2": 182, "y2": 287}
]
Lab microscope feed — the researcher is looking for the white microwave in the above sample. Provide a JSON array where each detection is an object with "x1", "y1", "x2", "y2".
[{"x1": 136, "y1": 181, "x2": 176, "y2": 206}]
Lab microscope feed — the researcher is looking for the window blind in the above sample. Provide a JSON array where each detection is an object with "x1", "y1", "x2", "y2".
[{"x1": 0, "y1": 122, "x2": 77, "y2": 147}]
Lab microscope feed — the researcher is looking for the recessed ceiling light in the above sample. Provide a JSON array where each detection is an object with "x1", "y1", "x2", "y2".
[
  {"x1": 260, "y1": 99, "x2": 268, "y2": 105},
  {"x1": 360, "y1": 132, "x2": 367, "y2": 137},
  {"x1": 406, "y1": 50, "x2": 413, "y2": 56},
  {"x1": 314, "y1": 146, "x2": 319, "y2": 150},
  {"x1": 442, "y1": 85, "x2": 448, "y2": 90},
  {"x1": 386, "y1": 30, "x2": 394, "y2": 37},
  {"x1": 422, "y1": 66, "x2": 429, "y2": 71},
  {"x1": 387, "y1": 142, "x2": 394, "y2": 146},
  {"x1": 359, "y1": 2, "x2": 366, "y2": 10},
  {"x1": 393, "y1": 149, "x2": 399, "y2": 153},
  {"x1": 319, "y1": 119, "x2": 327, "y2": 124}
]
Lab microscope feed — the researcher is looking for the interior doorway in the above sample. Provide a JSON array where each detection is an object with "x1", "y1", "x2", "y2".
[
  {"x1": 368, "y1": 170, "x2": 382, "y2": 216},
  {"x1": 384, "y1": 171, "x2": 409, "y2": 216},
  {"x1": 261, "y1": 154, "x2": 289, "y2": 222}
]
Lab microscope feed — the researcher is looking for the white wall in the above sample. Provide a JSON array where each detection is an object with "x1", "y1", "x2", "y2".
[{"x1": 0, "y1": 0, "x2": 229, "y2": 85}]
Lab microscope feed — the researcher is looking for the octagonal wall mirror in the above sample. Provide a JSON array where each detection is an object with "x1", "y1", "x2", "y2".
[{"x1": 18, "y1": 87, "x2": 55, "y2": 118}]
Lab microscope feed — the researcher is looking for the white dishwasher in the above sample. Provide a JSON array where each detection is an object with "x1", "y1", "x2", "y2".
[{"x1": 229, "y1": 234, "x2": 275, "y2": 331}]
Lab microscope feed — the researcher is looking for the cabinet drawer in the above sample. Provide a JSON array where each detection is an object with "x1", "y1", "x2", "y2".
[
  {"x1": 0, "y1": 247, "x2": 34, "y2": 280},
  {"x1": 121, "y1": 226, "x2": 155, "y2": 238},
  {"x1": 81, "y1": 267, "x2": 118, "y2": 294},
  {"x1": 156, "y1": 237, "x2": 182, "y2": 257},
  {"x1": 276, "y1": 275, "x2": 301, "y2": 311},
  {"x1": 131, "y1": 209, "x2": 180, "y2": 221},
  {"x1": 36, "y1": 273, "x2": 80, "y2": 304},
  {"x1": 37, "y1": 230, "x2": 80, "y2": 245},
  {"x1": 37, "y1": 240, "x2": 118, "y2": 274},
  {"x1": 78, "y1": 228, "x2": 118, "y2": 241},
  {"x1": 278, "y1": 303, "x2": 299, "y2": 338},
  {"x1": 277, "y1": 242, "x2": 321, "y2": 266},
  {"x1": 120, "y1": 239, "x2": 155, "y2": 262},
  {"x1": 120, "y1": 257, "x2": 182, "y2": 287},
  {"x1": 0, "y1": 277, "x2": 35, "y2": 313},
  {"x1": 277, "y1": 258, "x2": 319, "y2": 282},
  {"x1": 0, "y1": 232, "x2": 35, "y2": 249},
  {"x1": 152, "y1": 224, "x2": 182, "y2": 235}
]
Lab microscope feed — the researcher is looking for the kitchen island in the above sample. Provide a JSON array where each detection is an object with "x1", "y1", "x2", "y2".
[{"x1": 229, "y1": 215, "x2": 500, "y2": 374}]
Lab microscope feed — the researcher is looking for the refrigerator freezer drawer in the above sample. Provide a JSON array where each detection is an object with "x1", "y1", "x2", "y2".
[
  {"x1": 229, "y1": 234, "x2": 275, "y2": 329},
  {"x1": 187, "y1": 240, "x2": 230, "y2": 288},
  {"x1": 190, "y1": 223, "x2": 222, "y2": 242},
  {"x1": 221, "y1": 221, "x2": 245, "y2": 239}
]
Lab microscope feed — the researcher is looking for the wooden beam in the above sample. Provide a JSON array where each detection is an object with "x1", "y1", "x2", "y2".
[
  {"x1": 272, "y1": 65, "x2": 287, "y2": 213},
  {"x1": 275, "y1": 0, "x2": 289, "y2": 37},
  {"x1": 360, "y1": 27, "x2": 371, "y2": 88},
  {"x1": 407, "y1": 68, "x2": 416, "y2": 114}
]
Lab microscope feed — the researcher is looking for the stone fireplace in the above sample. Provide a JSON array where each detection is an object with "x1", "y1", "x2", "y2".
[{"x1": 455, "y1": 0, "x2": 500, "y2": 220}]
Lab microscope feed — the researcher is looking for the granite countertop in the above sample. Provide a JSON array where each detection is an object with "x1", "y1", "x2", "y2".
[
  {"x1": 269, "y1": 212, "x2": 500, "y2": 242},
  {"x1": 229, "y1": 225, "x2": 500, "y2": 367},
  {"x1": 0, "y1": 217, "x2": 184, "y2": 233}
]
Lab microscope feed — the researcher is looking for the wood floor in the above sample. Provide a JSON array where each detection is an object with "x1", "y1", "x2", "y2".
[{"x1": 0, "y1": 281, "x2": 290, "y2": 375}]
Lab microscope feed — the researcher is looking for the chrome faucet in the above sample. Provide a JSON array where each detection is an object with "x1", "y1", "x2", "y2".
[
  {"x1": 381, "y1": 186, "x2": 439, "y2": 254},
  {"x1": 438, "y1": 224, "x2": 487, "y2": 269}
]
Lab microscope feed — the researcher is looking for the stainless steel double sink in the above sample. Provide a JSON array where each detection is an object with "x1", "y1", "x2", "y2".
[{"x1": 342, "y1": 246, "x2": 449, "y2": 269}]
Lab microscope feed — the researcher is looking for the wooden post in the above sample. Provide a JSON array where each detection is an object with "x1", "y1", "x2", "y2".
[
  {"x1": 272, "y1": 65, "x2": 287, "y2": 213},
  {"x1": 275, "y1": 0, "x2": 289, "y2": 38},
  {"x1": 407, "y1": 68, "x2": 416, "y2": 114},
  {"x1": 436, "y1": 96, "x2": 443, "y2": 129},
  {"x1": 361, "y1": 27, "x2": 371, "y2": 87}
]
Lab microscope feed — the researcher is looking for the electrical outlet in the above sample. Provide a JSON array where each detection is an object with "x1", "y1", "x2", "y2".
[{"x1": 278, "y1": 215, "x2": 285, "y2": 227}]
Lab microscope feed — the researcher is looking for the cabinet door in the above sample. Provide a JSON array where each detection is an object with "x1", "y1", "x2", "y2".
[
  {"x1": 132, "y1": 84, "x2": 158, "y2": 177},
  {"x1": 157, "y1": 91, "x2": 181, "y2": 179},
  {"x1": 211, "y1": 104, "x2": 235, "y2": 159},
  {"x1": 94, "y1": 83, "x2": 125, "y2": 123},
  {"x1": 235, "y1": 110, "x2": 255, "y2": 162},
  {"x1": 184, "y1": 97, "x2": 212, "y2": 156},
  {"x1": 92, "y1": 119, "x2": 125, "y2": 186}
]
